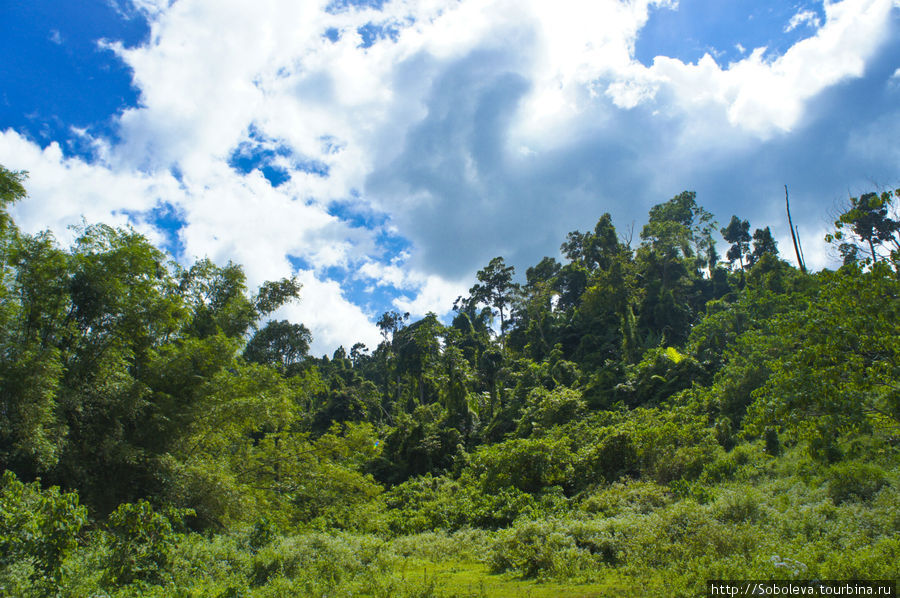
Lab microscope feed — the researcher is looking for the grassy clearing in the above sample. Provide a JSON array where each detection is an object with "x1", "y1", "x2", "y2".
[{"x1": 410, "y1": 560, "x2": 635, "y2": 598}]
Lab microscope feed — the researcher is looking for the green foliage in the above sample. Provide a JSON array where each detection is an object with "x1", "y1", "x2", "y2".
[
  {"x1": 565, "y1": 407, "x2": 721, "y2": 487},
  {"x1": 749, "y1": 226, "x2": 778, "y2": 266},
  {"x1": 489, "y1": 520, "x2": 598, "y2": 580},
  {"x1": 0, "y1": 471, "x2": 87, "y2": 587},
  {"x1": 576, "y1": 431, "x2": 641, "y2": 484},
  {"x1": 700, "y1": 442, "x2": 770, "y2": 483},
  {"x1": 465, "y1": 256, "x2": 519, "y2": 338},
  {"x1": 373, "y1": 405, "x2": 466, "y2": 484},
  {"x1": 102, "y1": 500, "x2": 193, "y2": 587},
  {"x1": 0, "y1": 165, "x2": 26, "y2": 238},
  {"x1": 471, "y1": 436, "x2": 575, "y2": 494},
  {"x1": 613, "y1": 346, "x2": 705, "y2": 407},
  {"x1": 722, "y1": 215, "x2": 751, "y2": 270},
  {"x1": 825, "y1": 461, "x2": 888, "y2": 504},
  {"x1": 825, "y1": 188, "x2": 900, "y2": 268},
  {"x1": 580, "y1": 480, "x2": 673, "y2": 516},
  {"x1": 515, "y1": 386, "x2": 585, "y2": 437},
  {"x1": 745, "y1": 264, "x2": 900, "y2": 457},
  {"x1": 3, "y1": 167, "x2": 899, "y2": 596},
  {"x1": 383, "y1": 474, "x2": 549, "y2": 533},
  {"x1": 243, "y1": 320, "x2": 311, "y2": 373}
]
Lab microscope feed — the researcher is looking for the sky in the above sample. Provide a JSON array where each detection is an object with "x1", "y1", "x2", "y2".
[{"x1": 1, "y1": 0, "x2": 899, "y2": 354}]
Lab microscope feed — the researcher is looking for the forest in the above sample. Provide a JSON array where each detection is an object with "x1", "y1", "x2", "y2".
[{"x1": 1, "y1": 163, "x2": 898, "y2": 597}]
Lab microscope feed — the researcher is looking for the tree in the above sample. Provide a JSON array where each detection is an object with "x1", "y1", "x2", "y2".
[
  {"x1": 394, "y1": 313, "x2": 444, "y2": 406},
  {"x1": 178, "y1": 259, "x2": 256, "y2": 339},
  {"x1": 636, "y1": 192, "x2": 721, "y2": 348},
  {"x1": 825, "y1": 189, "x2": 900, "y2": 269},
  {"x1": 559, "y1": 213, "x2": 624, "y2": 272},
  {"x1": 721, "y1": 215, "x2": 751, "y2": 271},
  {"x1": 746, "y1": 263, "x2": 900, "y2": 460},
  {"x1": 254, "y1": 277, "x2": 302, "y2": 315},
  {"x1": 441, "y1": 346, "x2": 475, "y2": 434},
  {"x1": 748, "y1": 227, "x2": 778, "y2": 266},
  {"x1": 0, "y1": 165, "x2": 26, "y2": 241},
  {"x1": 468, "y1": 257, "x2": 519, "y2": 346},
  {"x1": 376, "y1": 310, "x2": 409, "y2": 344},
  {"x1": 243, "y1": 320, "x2": 312, "y2": 373}
]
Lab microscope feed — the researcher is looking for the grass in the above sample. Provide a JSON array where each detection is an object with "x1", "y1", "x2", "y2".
[{"x1": 396, "y1": 559, "x2": 635, "y2": 598}]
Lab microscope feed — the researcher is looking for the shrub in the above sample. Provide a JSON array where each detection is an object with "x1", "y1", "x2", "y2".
[
  {"x1": 712, "y1": 488, "x2": 762, "y2": 523},
  {"x1": 515, "y1": 386, "x2": 586, "y2": 437},
  {"x1": 702, "y1": 442, "x2": 769, "y2": 483},
  {"x1": 826, "y1": 462, "x2": 888, "y2": 504},
  {"x1": 102, "y1": 500, "x2": 193, "y2": 587},
  {"x1": 0, "y1": 471, "x2": 87, "y2": 586},
  {"x1": 250, "y1": 532, "x2": 383, "y2": 588},
  {"x1": 489, "y1": 520, "x2": 593, "y2": 580},
  {"x1": 470, "y1": 436, "x2": 575, "y2": 494},
  {"x1": 576, "y1": 432, "x2": 640, "y2": 485},
  {"x1": 580, "y1": 480, "x2": 672, "y2": 516}
]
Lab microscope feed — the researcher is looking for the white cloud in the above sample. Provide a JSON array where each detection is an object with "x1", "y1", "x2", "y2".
[
  {"x1": 392, "y1": 275, "x2": 468, "y2": 318},
  {"x1": 785, "y1": 9, "x2": 821, "y2": 32},
  {"x1": 357, "y1": 259, "x2": 469, "y2": 318},
  {"x1": 2, "y1": 0, "x2": 898, "y2": 351},
  {"x1": 639, "y1": 0, "x2": 895, "y2": 137},
  {"x1": 276, "y1": 269, "x2": 382, "y2": 356},
  {"x1": 0, "y1": 130, "x2": 181, "y2": 245}
]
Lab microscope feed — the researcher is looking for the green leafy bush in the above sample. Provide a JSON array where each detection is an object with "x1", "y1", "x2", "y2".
[
  {"x1": 470, "y1": 436, "x2": 575, "y2": 494},
  {"x1": 826, "y1": 461, "x2": 888, "y2": 504},
  {"x1": 489, "y1": 520, "x2": 595, "y2": 580},
  {"x1": 102, "y1": 499, "x2": 193, "y2": 587},
  {"x1": 580, "y1": 480, "x2": 672, "y2": 516},
  {"x1": 0, "y1": 470, "x2": 87, "y2": 588},
  {"x1": 515, "y1": 386, "x2": 586, "y2": 437}
]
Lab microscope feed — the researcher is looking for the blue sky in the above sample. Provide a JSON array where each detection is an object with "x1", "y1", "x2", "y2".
[{"x1": 1, "y1": 0, "x2": 899, "y2": 353}]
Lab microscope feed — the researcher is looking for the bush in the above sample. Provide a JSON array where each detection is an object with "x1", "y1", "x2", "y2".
[
  {"x1": 576, "y1": 432, "x2": 640, "y2": 485},
  {"x1": 702, "y1": 442, "x2": 768, "y2": 483},
  {"x1": 826, "y1": 462, "x2": 888, "y2": 504},
  {"x1": 489, "y1": 520, "x2": 595, "y2": 580},
  {"x1": 250, "y1": 532, "x2": 383, "y2": 589},
  {"x1": 470, "y1": 436, "x2": 575, "y2": 494},
  {"x1": 102, "y1": 500, "x2": 193, "y2": 587},
  {"x1": 712, "y1": 488, "x2": 763, "y2": 523},
  {"x1": 515, "y1": 386, "x2": 586, "y2": 437},
  {"x1": 0, "y1": 471, "x2": 87, "y2": 587},
  {"x1": 580, "y1": 480, "x2": 672, "y2": 516}
]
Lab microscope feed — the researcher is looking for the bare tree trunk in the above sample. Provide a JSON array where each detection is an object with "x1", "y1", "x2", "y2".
[{"x1": 785, "y1": 185, "x2": 806, "y2": 273}]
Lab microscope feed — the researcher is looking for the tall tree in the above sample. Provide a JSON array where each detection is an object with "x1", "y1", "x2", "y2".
[
  {"x1": 721, "y1": 215, "x2": 751, "y2": 271},
  {"x1": 467, "y1": 257, "x2": 519, "y2": 346},
  {"x1": 243, "y1": 320, "x2": 312, "y2": 373},
  {"x1": 748, "y1": 227, "x2": 778, "y2": 266},
  {"x1": 376, "y1": 310, "x2": 409, "y2": 345},
  {"x1": 826, "y1": 189, "x2": 900, "y2": 269},
  {"x1": 0, "y1": 165, "x2": 26, "y2": 239},
  {"x1": 636, "y1": 191, "x2": 718, "y2": 347}
]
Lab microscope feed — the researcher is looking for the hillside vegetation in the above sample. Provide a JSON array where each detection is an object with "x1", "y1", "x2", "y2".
[{"x1": 1, "y1": 165, "x2": 898, "y2": 596}]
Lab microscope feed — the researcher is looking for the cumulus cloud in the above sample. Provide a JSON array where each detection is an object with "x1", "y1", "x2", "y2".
[
  {"x1": 0, "y1": 129, "x2": 180, "y2": 245},
  {"x1": 639, "y1": 0, "x2": 894, "y2": 137},
  {"x1": 785, "y1": 9, "x2": 822, "y2": 32},
  {"x1": 276, "y1": 269, "x2": 383, "y2": 356},
  {"x1": 0, "y1": 128, "x2": 383, "y2": 353},
  {"x1": 2, "y1": 0, "x2": 899, "y2": 351}
]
